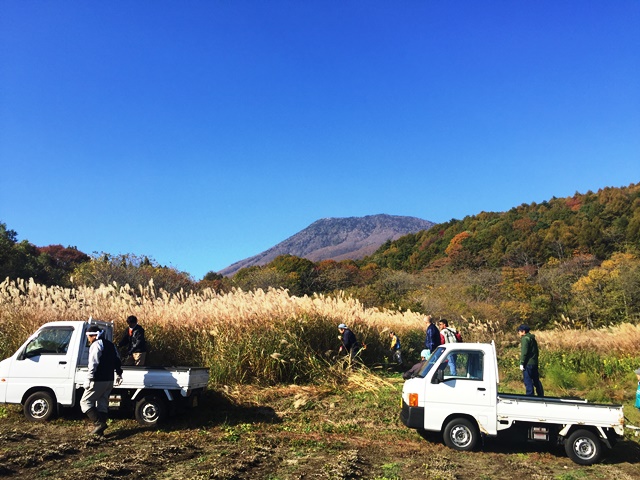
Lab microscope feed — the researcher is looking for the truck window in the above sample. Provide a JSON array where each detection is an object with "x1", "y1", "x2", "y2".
[
  {"x1": 23, "y1": 327, "x2": 73, "y2": 357},
  {"x1": 441, "y1": 351, "x2": 484, "y2": 380}
]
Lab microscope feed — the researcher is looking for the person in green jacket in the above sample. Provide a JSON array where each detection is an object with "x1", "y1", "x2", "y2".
[{"x1": 517, "y1": 324, "x2": 544, "y2": 397}]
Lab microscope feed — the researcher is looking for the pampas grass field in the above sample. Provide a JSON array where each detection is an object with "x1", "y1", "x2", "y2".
[{"x1": 2, "y1": 278, "x2": 640, "y2": 396}]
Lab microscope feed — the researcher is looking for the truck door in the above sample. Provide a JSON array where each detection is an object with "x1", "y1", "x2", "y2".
[
  {"x1": 424, "y1": 349, "x2": 497, "y2": 435},
  {"x1": 6, "y1": 326, "x2": 76, "y2": 405}
]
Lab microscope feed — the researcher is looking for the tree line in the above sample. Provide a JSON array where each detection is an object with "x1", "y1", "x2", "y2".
[{"x1": 1, "y1": 183, "x2": 639, "y2": 330}]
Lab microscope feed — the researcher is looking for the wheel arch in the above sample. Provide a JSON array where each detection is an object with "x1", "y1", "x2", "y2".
[
  {"x1": 441, "y1": 413, "x2": 480, "y2": 432},
  {"x1": 560, "y1": 424, "x2": 614, "y2": 449},
  {"x1": 130, "y1": 388, "x2": 173, "y2": 402},
  {"x1": 21, "y1": 386, "x2": 57, "y2": 406}
]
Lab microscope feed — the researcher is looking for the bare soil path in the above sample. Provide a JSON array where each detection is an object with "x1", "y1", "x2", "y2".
[{"x1": 1, "y1": 382, "x2": 639, "y2": 480}]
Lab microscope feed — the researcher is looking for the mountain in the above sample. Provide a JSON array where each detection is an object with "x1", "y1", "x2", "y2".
[{"x1": 218, "y1": 214, "x2": 435, "y2": 276}]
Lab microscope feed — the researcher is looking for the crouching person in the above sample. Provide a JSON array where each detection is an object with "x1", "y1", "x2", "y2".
[{"x1": 81, "y1": 325, "x2": 123, "y2": 435}]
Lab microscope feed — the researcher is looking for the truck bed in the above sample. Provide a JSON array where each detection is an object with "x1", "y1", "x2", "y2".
[
  {"x1": 496, "y1": 393, "x2": 624, "y2": 431},
  {"x1": 76, "y1": 366, "x2": 210, "y2": 393}
]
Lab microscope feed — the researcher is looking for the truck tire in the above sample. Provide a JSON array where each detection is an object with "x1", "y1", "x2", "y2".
[
  {"x1": 443, "y1": 417, "x2": 479, "y2": 451},
  {"x1": 24, "y1": 391, "x2": 56, "y2": 422},
  {"x1": 135, "y1": 395, "x2": 166, "y2": 426},
  {"x1": 565, "y1": 429, "x2": 602, "y2": 465}
]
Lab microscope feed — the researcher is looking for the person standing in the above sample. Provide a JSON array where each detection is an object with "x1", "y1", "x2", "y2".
[
  {"x1": 518, "y1": 324, "x2": 544, "y2": 397},
  {"x1": 438, "y1": 319, "x2": 458, "y2": 376},
  {"x1": 389, "y1": 331, "x2": 403, "y2": 366},
  {"x1": 81, "y1": 325, "x2": 123, "y2": 435},
  {"x1": 118, "y1": 315, "x2": 147, "y2": 366},
  {"x1": 424, "y1": 315, "x2": 441, "y2": 353}
]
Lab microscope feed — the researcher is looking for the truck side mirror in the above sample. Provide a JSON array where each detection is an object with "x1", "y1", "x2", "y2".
[{"x1": 432, "y1": 367, "x2": 444, "y2": 384}]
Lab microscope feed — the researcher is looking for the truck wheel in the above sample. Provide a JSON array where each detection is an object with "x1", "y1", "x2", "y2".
[
  {"x1": 565, "y1": 429, "x2": 602, "y2": 465},
  {"x1": 135, "y1": 395, "x2": 166, "y2": 426},
  {"x1": 443, "y1": 418, "x2": 479, "y2": 451},
  {"x1": 24, "y1": 391, "x2": 56, "y2": 422}
]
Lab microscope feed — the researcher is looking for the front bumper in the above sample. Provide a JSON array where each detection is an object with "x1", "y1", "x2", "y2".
[{"x1": 400, "y1": 399, "x2": 424, "y2": 429}]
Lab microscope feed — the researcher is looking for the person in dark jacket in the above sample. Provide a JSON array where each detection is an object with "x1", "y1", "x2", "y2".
[
  {"x1": 118, "y1": 315, "x2": 147, "y2": 366},
  {"x1": 338, "y1": 323, "x2": 360, "y2": 359},
  {"x1": 518, "y1": 324, "x2": 544, "y2": 397},
  {"x1": 424, "y1": 315, "x2": 441, "y2": 353},
  {"x1": 81, "y1": 325, "x2": 123, "y2": 435}
]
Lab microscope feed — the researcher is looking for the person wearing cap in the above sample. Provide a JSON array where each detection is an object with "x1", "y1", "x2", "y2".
[
  {"x1": 424, "y1": 315, "x2": 441, "y2": 353},
  {"x1": 118, "y1": 315, "x2": 147, "y2": 366},
  {"x1": 403, "y1": 349, "x2": 431, "y2": 379},
  {"x1": 81, "y1": 325, "x2": 123, "y2": 435},
  {"x1": 517, "y1": 324, "x2": 544, "y2": 397},
  {"x1": 337, "y1": 324, "x2": 360, "y2": 360}
]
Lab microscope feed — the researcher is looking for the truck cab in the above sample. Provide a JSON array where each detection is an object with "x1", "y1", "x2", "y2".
[
  {"x1": 402, "y1": 343, "x2": 499, "y2": 438},
  {"x1": 0, "y1": 319, "x2": 112, "y2": 416}
]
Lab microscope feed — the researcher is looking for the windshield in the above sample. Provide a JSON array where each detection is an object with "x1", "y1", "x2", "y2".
[
  {"x1": 23, "y1": 327, "x2": 73, "y2": 357},
  {"x1": 415, "y1": 346, "x2": 445, "y2": 378}
]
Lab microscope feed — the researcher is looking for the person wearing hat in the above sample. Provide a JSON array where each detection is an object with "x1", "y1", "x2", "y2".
[
  {"x1": 403, "y1": 349, "x2": 431, "y2": 380},
  {"x1": 118, "y1": 315, "x2": 147, "y2": 366},
  {"x1": 337, "y1": 324, "x2": 360, "y2": 360},
  {"x1": 517, "y1": 324, "x2": 544, "y2": 397},
  {"x1": 80, "y1": 325, "x2": 123, "y2": 435}
]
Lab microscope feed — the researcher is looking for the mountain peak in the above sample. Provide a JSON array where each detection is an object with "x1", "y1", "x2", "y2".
[{"x1": 219, "y1": 214, "x2": 434, "y2": 276}]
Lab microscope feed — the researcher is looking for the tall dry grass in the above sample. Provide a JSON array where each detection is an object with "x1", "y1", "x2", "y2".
[
  {"x1": 2, "y1": 278, "x2": 638, "y2": 390},
  {"x1": 0, "y1": 278, "x2": 429, "y2": 385}
]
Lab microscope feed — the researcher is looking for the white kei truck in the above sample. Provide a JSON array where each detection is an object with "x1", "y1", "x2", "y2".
[
  {"x1": 0, "y1": 319, "x2": 209, "y2": 426},
  {"x1": 400, "y1": 342, "x2": 625, "y2": 465}
]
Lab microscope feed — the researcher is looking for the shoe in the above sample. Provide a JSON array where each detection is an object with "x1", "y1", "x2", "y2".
[
  {"x1": 86, "y1": 408, "x2": 107, "y2": 435},
  {"x1": 92, "y1": 412, "x2": 108, "y2": 435}
]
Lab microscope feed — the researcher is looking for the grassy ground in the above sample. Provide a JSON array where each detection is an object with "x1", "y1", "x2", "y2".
[{"x1": 1, "y1": 370, "x2": 640, "y2": 480}]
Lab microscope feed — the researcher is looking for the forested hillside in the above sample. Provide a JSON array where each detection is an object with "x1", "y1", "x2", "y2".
[{"x1": 365, "y1": 184, "x2": 640, "y2": 271}]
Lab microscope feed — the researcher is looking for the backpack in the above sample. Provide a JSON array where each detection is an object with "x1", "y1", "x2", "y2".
[
  {"x1": 454, "y1": 331, "x2": 463, "y2": 343},
  {"x1": 442, "y1": 328, "x2": 457, "y2": 344}
]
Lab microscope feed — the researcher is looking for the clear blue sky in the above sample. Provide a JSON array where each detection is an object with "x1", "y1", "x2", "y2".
[{"x1": 1, "y1": 1, "x2": 639, "y2": 280}]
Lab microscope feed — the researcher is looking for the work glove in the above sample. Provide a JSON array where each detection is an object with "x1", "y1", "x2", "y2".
[
  {"x1": 114, "y1": 375, "x2": 123, "y2": 387},
  {"x1": 519, "y1": 364, "x2": 524, "y2": 371},
  {"x1": 84, "y1": 379, "x2": 93, "y2": 390}
]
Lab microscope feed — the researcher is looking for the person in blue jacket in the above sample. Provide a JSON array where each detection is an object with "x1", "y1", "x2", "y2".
[{"x1": 424, "y1": 315, "x2": 441, "y2": 353}]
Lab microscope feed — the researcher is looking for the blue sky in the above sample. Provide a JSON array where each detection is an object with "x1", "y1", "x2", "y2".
[{"x1": 1, "y1": 1, "x2": 639, "y2": 280}]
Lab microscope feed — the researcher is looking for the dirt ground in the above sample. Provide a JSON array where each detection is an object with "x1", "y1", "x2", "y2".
[{"x1": 1, "y1": 380, "x2": 640, "y2": 480}]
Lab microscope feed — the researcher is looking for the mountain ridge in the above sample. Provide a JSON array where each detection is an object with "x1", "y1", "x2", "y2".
[{"x1": 218, "y1": 214, "x2": 435, "y2": 276}]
